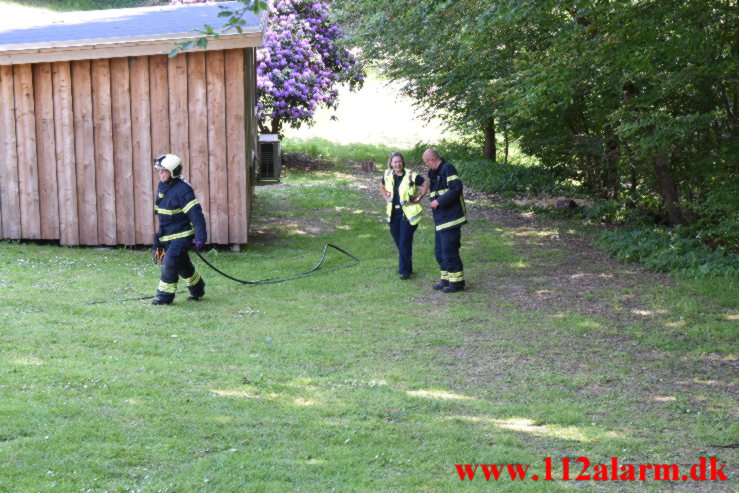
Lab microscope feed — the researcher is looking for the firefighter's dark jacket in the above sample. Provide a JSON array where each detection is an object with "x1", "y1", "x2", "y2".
[
  {"x1": 155, "y1": 178, "x2": 207, "y2": 252},
  {"x1": 428, "y1": 161, "x2": 467, "y2": 231}
]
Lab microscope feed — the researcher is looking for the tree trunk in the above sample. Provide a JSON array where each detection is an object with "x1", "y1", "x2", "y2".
[
  {"x1": 584, "y1": 156, "x2": 597, "y2": 195},
  {"x1": 503, "y1": 121, "x2": 509, "y2": 164},
  {"x1": 603, "y1": 126, "x2": 620, "y2": 199},
  {"x1": 654, "y1": 153, "x2": 687, "y2": 226},
  {"x1": 483, "y1": 118, "x2": 496, "y2": 162},
  {"x1": 270, "y1": 117, "x2": 281, "y2": 135},
  {"x1": 630, "y1": 165, "x2": 638, "y2": 195},
  {"x1": 258, "y1": 118, "x2": 282, "y2": 135}
]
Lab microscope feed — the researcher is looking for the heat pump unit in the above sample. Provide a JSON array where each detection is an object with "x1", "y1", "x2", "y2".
[{"x1": 258, "y1": 134, "x2": 281, "y2": 181}]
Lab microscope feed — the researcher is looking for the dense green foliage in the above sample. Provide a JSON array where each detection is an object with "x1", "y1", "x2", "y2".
[
  {"x1": 281, "y1": 137, "x2": 400, "y2": 165},
  {"x1": 337, "y1": 0, "x2": 738, "y2": 240},
  {"x1": 598, "y1": 227, "x2": 739, "y2": 276},
  {"x1": 286, "y1": 137, "x2": 738, "y2": 277},
  {"x1": 286, "y1": 137, "x2": 579, "y2": 196},
  {"x1": 506, "y1": 198, "x2": 739, "y2": 276},
  {"x1": 408, "y1": 141, "x2": 579, "y2": 197}
]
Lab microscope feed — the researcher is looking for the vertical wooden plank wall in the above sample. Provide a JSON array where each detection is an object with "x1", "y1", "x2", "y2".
[
  {"x1": 206, "y1": 50, "x2": 228, "y2": 245},
  {"x1": 130, "y1": 56, "x2": 153, "y2": 245},
  {"x1": 14, "y1": 64, "x2": 41, "y2": 240},
  {"x1": 33, "y1": 63, "x2": 60, "y2": 240},
  {"x1": 71, "y1": 60, "x2": 98, "y2": 245},
  {"x1": 91, "y1": 59, "x2": 117, "y2": 245},
  {"x1": 225, "y1": 49, "x2": 248, "y2": 244},
  {"x1": 167, "y1": 54, "x2": 190, "y2": 178},
  {"x1": 241, "y1": 48, "x2": 257, "y2": 227},
  {"x1": 0, "y1": 65, "x2": 21, "y2": 239},
  {"x1": 52, "y1": 62, "x2": 79, "y2": 246},
  {"x1": 186, "y1": 52, "x2": 210, "y2": 232},
  {"x1": 110, "y1": 57, "x2": 135, "y2": 245},
  {"x1": 149, "y1": 55, "x2": 170, "y2": 195},
  {"x1": 0, "y1": 48, "x2": 251, "y2": 246}
]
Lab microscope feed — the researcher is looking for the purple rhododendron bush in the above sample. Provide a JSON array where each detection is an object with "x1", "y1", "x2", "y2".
[{"x1": 171, "y1": 0, "x2": 364, "y2": 134}]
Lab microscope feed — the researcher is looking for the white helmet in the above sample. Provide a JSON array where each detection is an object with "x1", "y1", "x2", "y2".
[{"x1": 154, "y1": 154, "x2": 183, "y2": 179}]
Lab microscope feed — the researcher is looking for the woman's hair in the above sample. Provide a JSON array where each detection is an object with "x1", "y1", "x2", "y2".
[{"x1": 387, "y1": 151, "x2": 406, "y2": 169}]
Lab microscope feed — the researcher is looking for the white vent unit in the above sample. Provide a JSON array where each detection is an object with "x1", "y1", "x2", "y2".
[{"x1": 258, "y1": 134, "x2": 281, "y2": 181}]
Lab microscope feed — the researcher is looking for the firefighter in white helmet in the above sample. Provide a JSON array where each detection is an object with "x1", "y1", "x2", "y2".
[{"x1": 151, "y1": 154, "x2": 207, "y2": 305}]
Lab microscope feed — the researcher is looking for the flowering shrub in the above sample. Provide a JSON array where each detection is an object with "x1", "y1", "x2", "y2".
[{"x1": 170, "y1": 0, "x2": 364, "y2": 134}]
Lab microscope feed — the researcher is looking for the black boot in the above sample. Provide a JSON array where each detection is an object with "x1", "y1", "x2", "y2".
[
  {"x1": 188, "y1": 280, "x2": 205, "y2": 301},
  {"x1": 432, "y1": 280, "x2": 449, "y2": 291},
  {"x1": 442, "y1": 283, "x2": 465, "y2": 293},
  {"x1": 151, "y1": 297, "x2": 172, "y2": 305}
]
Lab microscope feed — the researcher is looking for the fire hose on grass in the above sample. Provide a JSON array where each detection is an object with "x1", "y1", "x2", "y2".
[{"x1": 1, "y1": 243, "x2": 360, "y2": 316}]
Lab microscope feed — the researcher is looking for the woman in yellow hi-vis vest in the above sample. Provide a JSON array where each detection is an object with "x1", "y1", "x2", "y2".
[{"x1": 380, "y1": 152, "x2": 429, "y2": 279}]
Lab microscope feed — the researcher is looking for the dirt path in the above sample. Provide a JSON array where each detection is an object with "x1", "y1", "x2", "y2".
[
  {"x1": 279, "y1": 153, "x2": 737, "y2": 489},
  {"x1": 444, "y1": 202, "x2": 737, "y2": 489}
]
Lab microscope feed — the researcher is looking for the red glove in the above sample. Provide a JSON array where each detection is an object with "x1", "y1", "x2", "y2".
[{"x1": 153, "y1": 247, "x2": 165, "y2": 264}]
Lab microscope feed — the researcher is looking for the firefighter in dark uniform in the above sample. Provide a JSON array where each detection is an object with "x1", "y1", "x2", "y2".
[
  {"x1": 423, "y1": 148, "x2": 467, "y2": 293},
  {"x1": 151, "y1": 154, "x2": 207, "y2": 305},
  {"x1": 380, "y1": 151, "x2": 429, "y2": 279}
]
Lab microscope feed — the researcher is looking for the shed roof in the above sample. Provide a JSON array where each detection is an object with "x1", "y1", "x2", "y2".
[{"x1": 0, "y1": 1, "x2": 266, "y2": 65}]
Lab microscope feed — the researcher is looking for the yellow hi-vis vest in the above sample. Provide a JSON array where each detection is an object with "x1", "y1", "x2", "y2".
[{"x1": 385, "y1": 169, "x2": 423, "y2": 225}]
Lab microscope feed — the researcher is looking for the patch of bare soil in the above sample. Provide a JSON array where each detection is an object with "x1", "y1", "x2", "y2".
[
  {"x1": 339, "y1": 157, "x2": 386, "y2": 198},
  {"x1": 333, "y1": 157, "x2": 737, "y2": 484},
  {"x1": 474, "y1": 204, "x2": 670, "y2": 325},
  {"x1": 278, "y1": 152, "x2": 737, "y2": 384},
  {"x1": 249, "y1": 153, "x2": 354, "y2": 241},
  {"x1": 282, "y1": 151, "x2": 381, "y2": 195},
  {"x1": 438, "y1": 192, "x2": 736, "y2": 489},
  {"x1": 462, "y1": 191, "x2": 737, "y2": 380},
  {"x1": 282, "y1": 152, "x2": 326, "y2": 172}
]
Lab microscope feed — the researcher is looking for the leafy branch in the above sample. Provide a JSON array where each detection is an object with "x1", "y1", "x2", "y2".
[{"x1": 169, "y1": 0, "x2": 268, "y2": 58}]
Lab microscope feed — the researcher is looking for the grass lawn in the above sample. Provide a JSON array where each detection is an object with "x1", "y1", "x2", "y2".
[
  {"x1": 0, "y1": 0, "x2": 167, "y2": 13},
  {"x1": 282, "y1": 73, "x2": 458, "y2": 149},
  {"x1": 1, "y1": 158, "x2": 736, "y2": 491}
]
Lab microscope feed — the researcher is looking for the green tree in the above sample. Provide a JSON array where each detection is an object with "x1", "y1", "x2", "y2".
[
  {"x1": 338, "y1": 0, "x2": 509, "y2": 160},
  {"x1": 339, "y1": 0, "x2": 738, "y2": 231}
]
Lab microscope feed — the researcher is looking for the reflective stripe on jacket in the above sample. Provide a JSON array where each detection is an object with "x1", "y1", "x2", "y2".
[
  {"x1": 428, "y1": 161, "x2": 467, "y2": 231},
  {"x1": 385, "y1": 169, "x2": 423, "y2": 226},
  {"x1": 155, "y1": 178, "x2": 207, "y2": 244}
]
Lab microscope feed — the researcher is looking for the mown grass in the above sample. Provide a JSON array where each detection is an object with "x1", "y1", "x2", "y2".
[
  {"x1": 283, "y1": 136, "x2": 402, "y2": 168},
  {"x1": 1, "y1": 160, "x2": 736, "y2": 491},
  {"x1": 284, "y1": 137, "x2": 577, "y2": 199},
  {"x1": 0, "y1": 0, "x2": 163, "y2": 11},
  {"x1": 634, "y1": 276, "x2": 739, "y2": 353},
  {"x1": 282, "y1": 72, "x2": 457, "y2": 149}
]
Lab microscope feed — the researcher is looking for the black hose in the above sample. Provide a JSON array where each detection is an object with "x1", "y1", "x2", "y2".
[
  {"x1": 1, "y1": 243, "x2": 360, "y2": 316},
  {"x1": 192, "y1": 243, "x2": 360, "y2": 284},
  {"x1": 0, "y1": 293, "x2": 167, "y2": 316}
]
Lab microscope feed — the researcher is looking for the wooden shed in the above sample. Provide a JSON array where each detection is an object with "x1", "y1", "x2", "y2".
[{"x1": 0, "y1": 1, "x2": 265, "y2": 247}]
